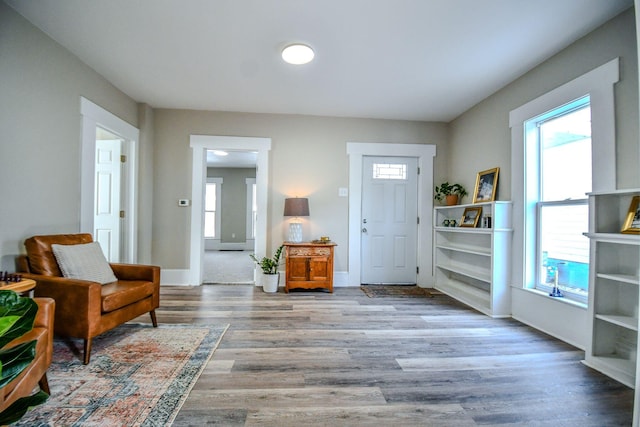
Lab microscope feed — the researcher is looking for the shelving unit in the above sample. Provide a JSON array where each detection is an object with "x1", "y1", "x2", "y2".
[
  {"x1": 433, "y1": 201, "x2": 512, "y2": 317},
  {"x1": 584, "y1": 188, "x2": 640, "y2": 389}
]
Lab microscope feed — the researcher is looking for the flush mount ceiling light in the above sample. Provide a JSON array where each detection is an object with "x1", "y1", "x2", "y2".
[{"x1": 281, "y1": 44, "x2": 314, "y2": 65}]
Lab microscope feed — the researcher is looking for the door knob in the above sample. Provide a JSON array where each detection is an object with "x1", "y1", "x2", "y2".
[{"x1": 362, "y1": 228, "x2": 367, "y2": 233}]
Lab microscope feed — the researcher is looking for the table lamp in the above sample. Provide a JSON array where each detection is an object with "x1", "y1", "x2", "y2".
[{"x1": 283, "y1": 197, "x2": 309, "y2": 243}]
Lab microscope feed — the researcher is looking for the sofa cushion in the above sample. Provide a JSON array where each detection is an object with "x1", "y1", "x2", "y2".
[
  {"x1": 25, "y1": 234, "x2": 94, "y2": 276},
  {"x1": 51, "y1": 242, "x2": 117, "y2": 285},
  {"x1": 100, "y1": 281, "x2": 155, "y2": 313}
]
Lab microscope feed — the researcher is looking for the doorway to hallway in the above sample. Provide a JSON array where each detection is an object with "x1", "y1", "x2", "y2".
[
  {"x1": 189, "y1": 135, "x2": 271, "y2": 286},
  {"x1": 202, "y1": 250, "x2": 254, "y2": 284}
]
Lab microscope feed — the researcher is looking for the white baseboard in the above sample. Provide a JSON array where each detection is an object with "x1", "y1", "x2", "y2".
[
  {"x1": 161, "y1": 269, "x2": 191, "y2": 286},
  {"x1": 333, "y1": 271, "x2": 351, "y2": 287},
  {"x1": 205, "y1": 240, "x2": 254, "y2": 251}
]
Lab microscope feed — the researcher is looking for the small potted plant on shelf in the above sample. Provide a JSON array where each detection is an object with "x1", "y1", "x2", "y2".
[
  {"x1": 434, "y1": 182, "x2": 467, "y2": 206},
  {"x1": 250, "y1": 245, "x2": 284, "y2": 293}
]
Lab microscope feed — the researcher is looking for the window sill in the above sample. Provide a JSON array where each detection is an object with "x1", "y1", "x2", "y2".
[{"x1": 522, "y1": 287, "x2": 587, "y2": 310}]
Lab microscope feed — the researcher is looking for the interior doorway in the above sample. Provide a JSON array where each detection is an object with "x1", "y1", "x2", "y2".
[
  {"x1": 189, "y1": 135, "x2": 271, "y2": 286},
  {"x1": 80, "y1": 97, "x2": 139, "y2": 263},
  {"x1": 202, "y1": 153, "x2": 257, "y2": 284}
]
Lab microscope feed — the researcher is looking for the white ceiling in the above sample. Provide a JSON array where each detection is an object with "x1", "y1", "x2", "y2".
[
  {"x1": 7, "y1": 0, "x2": 633, "y2": 123},
  {"x1": 206, "y1": 150, "x2": 258, "y2": 168}
]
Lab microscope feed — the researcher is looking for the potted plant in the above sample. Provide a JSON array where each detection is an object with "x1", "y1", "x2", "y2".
[
  {"x1": 250, "y1": 245, "x2": 284, "y2": 293},
  {"x1": 0, "y1": 290, "x2": 48, "y2": 425},
  {"x1": 434, "y1": 182, "x2": 467, "y2": 206}
]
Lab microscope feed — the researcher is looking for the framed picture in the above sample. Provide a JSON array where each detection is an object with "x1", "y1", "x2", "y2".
[
  {"x1": 621, "y1": 196, "x2": 640, "y2": 234},
  {"x1": 460, "y1": 206, "x2": 482, "y2": 228},
  {"x1": 473, "y1": 167, "x2": 499, "y2": 203}
]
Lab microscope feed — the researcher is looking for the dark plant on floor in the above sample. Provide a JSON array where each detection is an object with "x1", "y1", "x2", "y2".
[
  {"x1": 250, "y1": 245, "x2": 284, "y2": 274},
  {"x1": 0, "y1": 290, "x2": 48, "y2": 425}
]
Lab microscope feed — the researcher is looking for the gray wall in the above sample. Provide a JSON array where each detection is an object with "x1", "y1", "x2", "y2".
[
  {"x1": 207, "y1": 167, "x2": 256, "y2": 243},
  {"x1": 152, "y1": 109, "x2": 449, "y2": 270},
  {"x1": 448, "y1": 7, "x2": 638, "y2": 196},
  {"x1": 0, "y1": 2, "x2": 141, "y2": 269}
]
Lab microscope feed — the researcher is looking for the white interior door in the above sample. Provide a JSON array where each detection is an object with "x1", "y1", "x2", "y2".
[
  {"x1": 94, "y1": 139, "x2": 121, "y2": 261},
  {"x1": 81, "y1": 97, "x2": 139, "y2": 264},
  {"x1": 361, "y1": 156, "x2": 418, "y2": 284}
]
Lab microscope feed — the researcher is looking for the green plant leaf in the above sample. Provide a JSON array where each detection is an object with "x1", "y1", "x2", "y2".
[
  {"x1": 0, "y1": 389, "x2": 49, "y2": 425},
  {"x1": 0, "y1": 340, "x2": 37, "y2": 388},
  {"x1": 250, "y1": 245, "x2": 285, "y2": 274},
  {"x1": 0, "y1": 315, "x2": 21, "y2": 337},
  {"x1": 0, "y1": 290, "x2": 37, "y2": 348}
]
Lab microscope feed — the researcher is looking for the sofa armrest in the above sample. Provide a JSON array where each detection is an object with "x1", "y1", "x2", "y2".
[
  {"x1": 33, "y1": 298, "x2": 55, "y2": 367},
  {"x1": 110, "y1": 263, "x2": 160, "y2": 284},
  {"x1": 21, "y1": 273, "x2": 102, "y2": 334}
]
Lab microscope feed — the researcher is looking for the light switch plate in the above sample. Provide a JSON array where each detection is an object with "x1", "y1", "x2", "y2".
[
  {"x1": 178, "y1": 199, "x2": 190, "y2": 207},
  {"x1": 338, "y1": 187, "x2": 348, "y2": 197}
]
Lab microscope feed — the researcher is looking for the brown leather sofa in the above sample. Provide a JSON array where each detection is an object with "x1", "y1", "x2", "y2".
[
  {"x1": 17, "y1": 233, "x2": 160, "y2": 364},
  {"x1": 0, "y1": 297, "x2": 54, "y2": 413}
]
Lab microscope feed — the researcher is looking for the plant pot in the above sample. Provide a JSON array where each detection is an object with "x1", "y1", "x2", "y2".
[
  {"x1": 445, "y1": 195, "x2": 459, "y2": 206},
  {"x1": 262, "y1": 273, "x2": 279, "y2": 293}
]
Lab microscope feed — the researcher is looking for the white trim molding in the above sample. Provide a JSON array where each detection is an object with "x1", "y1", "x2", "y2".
[{"x1": 509, "y1": 58, "x2": 619, "y2": 349}]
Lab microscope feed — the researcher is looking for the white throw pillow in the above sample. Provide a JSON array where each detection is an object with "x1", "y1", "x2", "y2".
[{"x1": 51, "y1": 242, "x2": 118, "y2": 285}]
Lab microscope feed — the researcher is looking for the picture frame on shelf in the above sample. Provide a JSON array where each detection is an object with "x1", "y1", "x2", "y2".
[
  {"x1": 460, "y1": 206, "x2": 482, "y2": 228},
  {"x1": 473, "y1": 167, "x2": 499, "y2": 203},
  {"x1": 621, "y1": 195, "x2": 640, "y2": 234}
]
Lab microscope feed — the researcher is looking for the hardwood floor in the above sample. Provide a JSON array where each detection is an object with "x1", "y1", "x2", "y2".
[{"x1": 139, "y1": 285, "x2": 634, "y2": 426}]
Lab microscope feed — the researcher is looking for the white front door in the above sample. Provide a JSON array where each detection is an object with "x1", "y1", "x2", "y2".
[
  {"x1": 94, "y1": 139, "x2": 122, "y2": 261},
  {"x1": 361, "y1": 156, "x2": 418, "y2": 284}
]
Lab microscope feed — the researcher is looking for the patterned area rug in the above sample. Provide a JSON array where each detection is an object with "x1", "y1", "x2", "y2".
[
  {"x1": 360, "y1": 285, "x2": 435, "y2": 298},
  {"x1": 17, "y1": 323, "x2": 228, "y2": 427}
]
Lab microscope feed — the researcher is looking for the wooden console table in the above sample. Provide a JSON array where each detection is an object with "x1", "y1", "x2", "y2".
[{"x1": 284, "y1": 242, "x2": 336, "y2": 293}]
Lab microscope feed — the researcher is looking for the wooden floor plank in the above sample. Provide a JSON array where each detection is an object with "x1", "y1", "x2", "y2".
[{"x1": 144, "y1": 285, "x2": 634, "y2": 426}]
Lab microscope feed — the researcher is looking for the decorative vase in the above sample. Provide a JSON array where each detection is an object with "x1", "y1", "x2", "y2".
[
  {"x1": 445, "y1": 195, "x2": 459, "y2": 206},
  {"x1": 262, "y1": 273, "x2": 279, "y2": 293}
]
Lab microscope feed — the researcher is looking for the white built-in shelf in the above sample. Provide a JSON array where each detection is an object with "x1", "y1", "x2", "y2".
[
  {"x1": 584, "y1": 189, "x2": 640, "y2": 391},
  {"x1": 597, "y1": 273, "x2": 640, "y2": 286},
  {"x1": 435, "y1": 243, "x2": 491, "y2": 257},
  {"x1": 595, "y1": 314, "x2": 638, "y2": 331},
  {"x1": 585, "y1": 233, "x2": 640, "y2": 245},
  {"x1": 583, "y1": 356, "x2": 636, "y2": 388},
  {"x1": 433, "y1": 201, "x2": 512, "y2": 318},
  {"x1": 435, "y1": 263, "x2": 491, "y2": 283}
]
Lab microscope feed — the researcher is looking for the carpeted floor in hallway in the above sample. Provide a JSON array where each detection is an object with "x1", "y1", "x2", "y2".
[{"x1": 202, "y1": 250, "x2": 255, "y2": 284}]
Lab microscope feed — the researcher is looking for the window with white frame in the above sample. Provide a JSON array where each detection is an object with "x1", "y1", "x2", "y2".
[
  {"x1": 510, "y1": 58, "x2": 619, "y2": 306},
  {"x1": 204, "y1": 177, "x2": 223, "y2": 238},
  {"x1": 525, "y1": 97, "x2": 591, "y2": 302}
]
